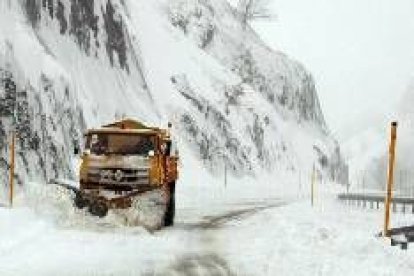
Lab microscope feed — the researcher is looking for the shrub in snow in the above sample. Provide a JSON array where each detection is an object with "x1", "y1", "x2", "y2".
[
  {"x1": 0, "y1": 121, "x2": 5, "y2": 149},
  {"x1": 169, "y1": 0, "x2": 216, "y2": 48},
  {"x1": 232, "y1": 49, "x2": 273, "y2": 102}
]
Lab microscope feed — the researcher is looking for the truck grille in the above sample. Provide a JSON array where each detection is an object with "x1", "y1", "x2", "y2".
[{"x1": 87, "y1": 168, "x2": 150, "y2": 185}]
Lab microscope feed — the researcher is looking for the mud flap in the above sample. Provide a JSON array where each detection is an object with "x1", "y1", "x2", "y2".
[{"x1": 164, "y1": 182, "x2": 176, "y2": 227}]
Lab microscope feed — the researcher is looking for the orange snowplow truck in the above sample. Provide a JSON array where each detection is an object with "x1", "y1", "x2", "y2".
[{"x1": 76, "y1": 119, "x2": 179, "y2": 226}]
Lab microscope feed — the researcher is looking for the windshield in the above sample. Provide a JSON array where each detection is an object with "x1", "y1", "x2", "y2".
[{"x1": 85, "y1": 133, "x2": 155, "y2": 155}]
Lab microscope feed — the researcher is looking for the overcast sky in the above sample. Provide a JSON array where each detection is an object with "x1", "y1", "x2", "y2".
[{"x1": 250, "y1": 0, "x2": 414, "y2": 141}]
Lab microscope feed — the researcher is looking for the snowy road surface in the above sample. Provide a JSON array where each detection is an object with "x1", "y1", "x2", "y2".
[
  {"x1": 1, "y1": 178, "x2": 414, "y2": 275},
  {"x1": 0, "y1": 192, "x2": 286, "y2": 276}
]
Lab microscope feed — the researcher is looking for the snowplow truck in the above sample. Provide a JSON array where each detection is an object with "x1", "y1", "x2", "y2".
[{"x1": 75, "y1": 119, "x2": 179, "y2": 226}]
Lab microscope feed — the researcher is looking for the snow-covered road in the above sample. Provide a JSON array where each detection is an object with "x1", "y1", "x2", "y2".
[
  {"x1": 1, "y1": 177, "x2": 414, "y2": 275},
  {"x1": 2, "y1": 191, "x2": 414, "y2": 275},
  {"x1": 0, "y1": 193, "x2": 286, "y2": 276},
  {"x1": 153, "y1": 198, "x2": 286, "y2": 275}
]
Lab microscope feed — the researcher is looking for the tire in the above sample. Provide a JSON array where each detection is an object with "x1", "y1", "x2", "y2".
[
  {"x1": 88, "y1": 201, "x2": 108, "y2": 218},
  {"x1": 74, "y1": 193, "x2": 89, "y2": 209},
  {"x1": 164, "y1": 182, "x2": 176, "y2": 227}
]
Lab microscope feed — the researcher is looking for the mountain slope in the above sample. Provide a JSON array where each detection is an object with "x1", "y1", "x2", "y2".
[{"x1": 0, "y1": 0, "x2": 347, "y2": 194}]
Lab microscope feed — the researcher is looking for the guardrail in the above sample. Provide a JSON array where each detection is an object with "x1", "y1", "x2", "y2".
[{"x1": 337, "y1": 193, "x2": 414, "y2": 213}]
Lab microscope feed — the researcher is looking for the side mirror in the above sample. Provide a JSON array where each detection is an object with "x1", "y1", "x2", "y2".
[
  {"x1": 148, "y1": 150, "x2": 155, "y2": 157},
  {"x1": 165, "y1": 141, "x2": 172, "y2": 156},
  {"x1": 74, "y1": 145, "x2": 80, "y2": 155},
  {"x1": 160, "y1": 143, "x2": 167, "y2": 154}
]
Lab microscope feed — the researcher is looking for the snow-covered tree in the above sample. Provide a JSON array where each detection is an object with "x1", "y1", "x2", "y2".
[{"x1": 237, "y1": 0, "x2": 275, "y2": 28}]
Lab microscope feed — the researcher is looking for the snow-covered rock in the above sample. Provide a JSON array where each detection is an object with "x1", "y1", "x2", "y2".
[{"x1": 0, "y1": 0, "x2": 348, "y2": 195}]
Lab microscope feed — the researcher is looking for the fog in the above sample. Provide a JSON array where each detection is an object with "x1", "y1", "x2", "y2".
[{"x1": 251, "y1": 0, "x2": 414, "y2": 141}]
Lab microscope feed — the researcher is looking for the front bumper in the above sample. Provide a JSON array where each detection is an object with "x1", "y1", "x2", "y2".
[{"x1": 78, "y1": 183, "x2": 159, "y2": 209}]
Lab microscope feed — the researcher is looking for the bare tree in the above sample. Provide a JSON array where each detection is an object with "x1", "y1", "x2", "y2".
[{"x1": 237, "y1": 0, "x2": 275, "y2": 29}]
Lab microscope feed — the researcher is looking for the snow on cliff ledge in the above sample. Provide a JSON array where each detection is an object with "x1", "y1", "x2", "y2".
[{"x1": 0, "y1": 0, "x2": 348, "y2": 188}]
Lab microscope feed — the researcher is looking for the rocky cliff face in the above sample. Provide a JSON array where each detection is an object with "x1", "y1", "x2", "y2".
[
  {"x1": 165, "y1": 0, "x2": 345, "y2": 180},
  {"x1": 0, "y1": 58, "x2": 84, "y2": 185},
  {"x1": 25, "y1": 0, "x2": 130, "y2": 72},
  {"x1": 0, "y1": 0, "x2": 348, "y2": 189}
]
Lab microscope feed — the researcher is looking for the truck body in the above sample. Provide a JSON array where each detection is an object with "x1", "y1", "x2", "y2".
[{"x1": 76, "y1": 119, "x2": 179, "y2": 225}]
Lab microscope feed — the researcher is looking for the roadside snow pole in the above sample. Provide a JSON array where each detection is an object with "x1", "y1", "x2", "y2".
[
  {"x1": 9, "y1": 131, "x2": 15, "y2": 207},
  {"x1": 384, "y1": 121, "x2": 398, "y2": 236},
  {"x1": 224, "y1": 162, "x2": 227, "y2": 188},
  {"x1": 311, "y1": 163, "x2": 316, "y2": 206}
]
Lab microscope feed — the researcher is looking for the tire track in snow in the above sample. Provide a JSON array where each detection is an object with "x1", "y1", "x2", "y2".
[
  {"x1": 155, "y1": 199, "x2": 287, "y2": 275},
  {"x1": 180, "y1": 200, "x2": 287, "y2": 230}
]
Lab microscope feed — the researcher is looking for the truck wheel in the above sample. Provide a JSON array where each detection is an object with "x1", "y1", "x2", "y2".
[
  {"x1": 74, "y1": 193, "x2": 89, "y2": 209},
  {"x1": 89, "y1": 201, "x2": 108, "y2": 218},
  {"x1": 164, "y1": 182, "x2": 176, "y2": 227}
]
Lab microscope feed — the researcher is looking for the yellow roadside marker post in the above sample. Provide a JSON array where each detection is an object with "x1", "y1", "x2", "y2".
[{"x1": 384, "y1": 121, "x2": 398, "y2": 237}]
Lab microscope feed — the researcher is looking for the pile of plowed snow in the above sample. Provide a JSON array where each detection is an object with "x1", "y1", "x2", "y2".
[{"x1": 19, "y1": 182, "x2": 167, "y2": 231}]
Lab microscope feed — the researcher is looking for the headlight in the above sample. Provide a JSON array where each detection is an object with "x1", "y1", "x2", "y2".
[
  {"x1": 114, "y1": 170, "x2": 123, "y2": 182},
  {"x1": 100, "y1": 170, "x2": 112, "y2": 180}
]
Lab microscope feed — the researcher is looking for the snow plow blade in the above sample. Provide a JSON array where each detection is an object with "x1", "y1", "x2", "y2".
[
  {"x1": 48, "y1": 179, "x2": 109, "y2": 218},
  {"x1": 48, "y1": 179, "x2": 157, "y2": 218},
  {"x1": 48, "y1": 179, "x2": 81, "y2": 196}
]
